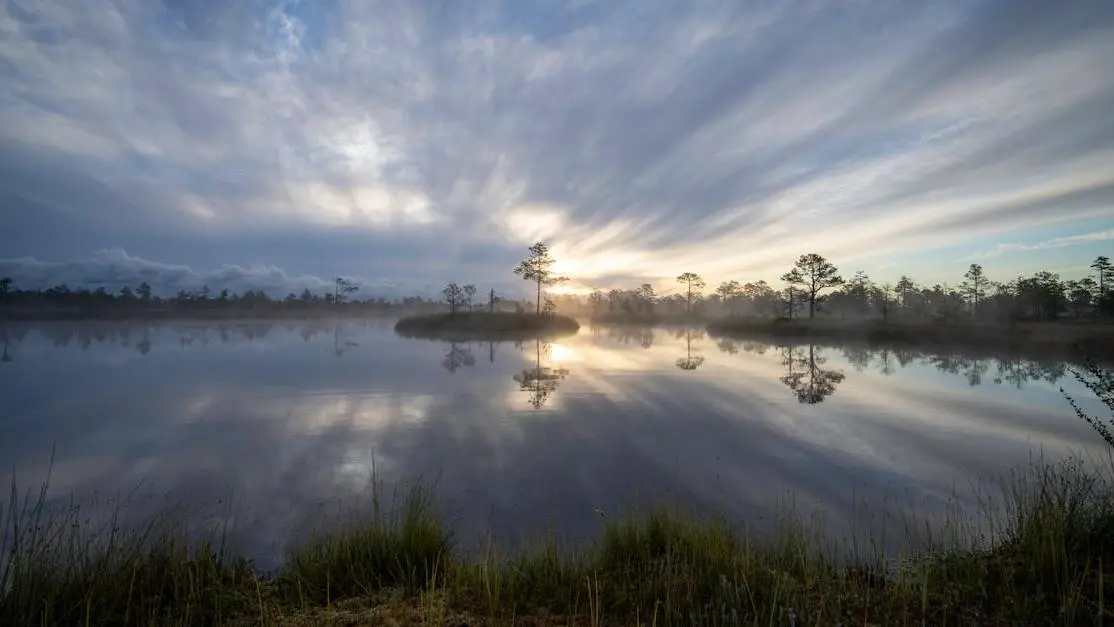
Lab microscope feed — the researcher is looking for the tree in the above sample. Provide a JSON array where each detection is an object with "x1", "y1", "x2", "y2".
[
  {"x1": 961, "y1": 263, "x2": 987, "y2": 317},
  {"x1": 463, "y1": 284, "x2": 477, "y2": 312},
  {"x1": 716, "y1": 280, "x2": 741, "y2": 316},
  {"x1": 588, "y1": 290, "x2": 603, "y2": 315},
  {"x1": 136, "y1": 281, "x2": 153, "y2": 301},
  {"x1": 300, "y1": 288, "x2": 313, "y2": 302},
  {"x1": 118, "y1": 285, "x2": 135, "y2": 300},
  {"x1": 489, "y1": 288, "x2": 500, "y2": 313},
  {"x1": 841, "y1": 271, "x2": 872, "y2": 318},
  {"x1": 637, "y1": 283, "x2": 656, "y2": 313},
  {"x1": 782, "y1": 287, "x2": 803, "y2": 320},
  {"x1": 443, "y1": 282, "x2": 465, "y2": 315},
  {"x1": 0, "y1": 277, "x2": 10, "y2": 301},
  {"x1": 514, "y1": 242, "x2": 568, "y2": 315},
  {"x1": 781, "y1": 253, "x2": 843, "y2": 319},
  {"x1": 1016, "y1": 271, "x2": 1065, "y2": 320},
  {"x1": 334, "y1": 277, "x2": 358, "y2": 305},
  {"x1": 1093, "y1": 256, "x2": 1113, "y2": 313},
  {"x1": 895, "y1": 276, "x2": 916, "y2": 314},
  {"x1": 740, "y1": 280, "x2": 777, "y2": 317},
  {"x1": 676, "y1": 272, "x2": 705, "y2": 314},
  {"x1": 1066, "y1": 278, "x2": 1097, "y2": 318}
]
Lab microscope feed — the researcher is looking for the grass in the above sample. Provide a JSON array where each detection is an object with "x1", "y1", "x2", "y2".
[
  {"x1": 3, "y1": 457, "x2": 1114, "y2": 626},
  {"x1": 394, "y1": 312, "x2": 581, "y2": 341},
  {"x1": 706, "y1": 317, "x2": 1114, "y2": 357}
]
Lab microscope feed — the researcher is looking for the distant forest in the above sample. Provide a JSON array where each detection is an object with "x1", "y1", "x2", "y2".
[
  {"x1": 579, "y1": 254, "x2": 1114, "y2": 323},
  {"x1": 1, "y1": 252, "x2": 1111, "y2": 322}
]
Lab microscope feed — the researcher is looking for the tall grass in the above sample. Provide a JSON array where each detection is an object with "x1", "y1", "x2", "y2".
[
  {"x1": 0, "y1": 462, "x2": 259, "y2": 625},
  {"x1": 3, "y1": 364, "x2": 1114, "y2": 624}
]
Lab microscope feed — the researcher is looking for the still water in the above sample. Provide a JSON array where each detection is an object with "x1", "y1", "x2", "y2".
[{"x1": 0, "y1": 319, "x2": 1108, "y2": 569}]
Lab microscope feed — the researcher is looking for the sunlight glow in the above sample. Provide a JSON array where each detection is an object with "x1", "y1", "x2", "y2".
[{"x1": 548, "y1": 343, "x2": 582, "y2": 363}]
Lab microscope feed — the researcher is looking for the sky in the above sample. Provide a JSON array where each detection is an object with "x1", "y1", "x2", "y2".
[{"x1": 1, "y1": 0, "x2": 1113, "y2": 298}]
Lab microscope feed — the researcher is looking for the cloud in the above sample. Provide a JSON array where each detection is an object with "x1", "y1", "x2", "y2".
[
  {"x1": 0, "y1": 248, "x2": 409, "y2": 298},
  {"x1": 966, "y1": 229, "x2": 1114, "y2": 260},
  {"x1": 1, "y1": 0, "x2": 1112, "y2": 291}
]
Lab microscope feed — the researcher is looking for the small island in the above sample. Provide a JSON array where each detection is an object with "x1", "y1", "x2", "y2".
[
  {"x1": 394, "y1": 311, "x2": 580, "y2": 341},
  {"x1": 394, "y1": 242, "x2": 581, "y2": 341}
]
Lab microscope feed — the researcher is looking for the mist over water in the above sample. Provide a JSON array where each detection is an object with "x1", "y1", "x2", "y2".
[{"x1": 0, "y1": 319, "x2": 1108, "y2": 569}]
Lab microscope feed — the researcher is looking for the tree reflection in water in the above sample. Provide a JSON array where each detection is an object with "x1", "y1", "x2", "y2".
[
  {"x1": 778, "y1": 344, "x2": 846, "y2": 404},
  {"x1": 513, "y1": 338, "x2": 570, "y2": 409},
  {"x1": 713, "y1": 335, "x2": 1074, "y2": 396},
  {"x1": 675, "y1": 328, "x2": 705, "y2": 371},
  {"x1": 441, "y1": 342, "x2": 476, "y2": 373}
]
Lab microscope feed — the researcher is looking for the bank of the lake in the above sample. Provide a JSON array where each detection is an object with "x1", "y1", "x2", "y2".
[
  {"x1": 0, "y1": 306, "x2": 401, "y2": 322},
  {"x1": 707, "y1": 317, "x2": 1114, "y2": 358},
  {"x1": 589, "y1": 312, "x2": 706, "y2": 326},
  {"x1": 394, "y1": 311, "x2": 580, "y2": 341},
  {"x1": 3, "y1": 455, "x2": 1113, "y2": 626}
]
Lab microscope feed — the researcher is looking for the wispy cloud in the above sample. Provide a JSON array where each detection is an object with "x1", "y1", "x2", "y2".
[
  {"x1": 965, "y1": 229, "x2": 1114, "y2": 260},
  {"x1": 1, "y1": 0, "x2": 1112, "y2": 293}
]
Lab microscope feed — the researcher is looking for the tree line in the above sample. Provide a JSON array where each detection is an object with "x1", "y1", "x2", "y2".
[
  {"x1": 583, "y1": 254, "x2": 1114, "y2": 322},
  {"x1": 3, "y1": 250, "x2": 1110, "y2": 322}
]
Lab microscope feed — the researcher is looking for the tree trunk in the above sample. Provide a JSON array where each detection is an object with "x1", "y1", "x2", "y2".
[{"x1": 536, "y1": 280, "x2": 541, "y2": 315}]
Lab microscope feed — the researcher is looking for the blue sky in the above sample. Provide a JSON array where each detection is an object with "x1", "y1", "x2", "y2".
[{"x1": 1, "y1": 0, "x2": 1112, "y2": 298}]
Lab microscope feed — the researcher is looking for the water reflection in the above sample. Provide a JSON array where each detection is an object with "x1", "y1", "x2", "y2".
[
  {"x1": 712, "y1": 337, "x2": 1079, "y2": 392},
  {"x1": 778, "y1": 345, "x2": 846, "y2": 404},
  {"x1": 675, "y1": 328, "x2": 705, "y2": 372},
  {"x1": 512, "y1": 339, "x2": 571, "y2": 409},
  {"x1": 0, "y1": 320, "x2": 392, "y2": 360},
  {"x1": 605, "y1": 326, "x2": 655, "y2": 348},
  {"x1": 442, "y1": 342, "x2": 477, "y2": 373}
]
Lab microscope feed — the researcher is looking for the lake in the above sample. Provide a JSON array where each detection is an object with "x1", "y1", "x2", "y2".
[{"x1": 0, "y1": 319, "x2": 1109, "y2": 570}]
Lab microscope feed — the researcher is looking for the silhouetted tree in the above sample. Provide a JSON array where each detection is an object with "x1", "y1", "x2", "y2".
[
  {"x1": 961, "y1": 264, "x2": 987, "y2": 317},
  {"x1": 1066, "y1": 278, "x2": 1097, "y2": 317},
  {"x1": 1093, "y1": 256, "x2": 1113, "y2": 314},
  {"x1": 334, "y1": 277, "x2": 358, "y2": 305},
  {"x1": 716, "y1": 280, "x2": 741, "y2": 316},
  {"x1": 514, "y1": 242, "x2": 568, "y2": 315},
  {"x1": 462, "y1": 284, "x2": 477, "y2": 312},
  {"x1": 895, "y1": 276, "x2": 916, "y2": 314},
  {"x1": 588, "y1": 290, "x2": 603, "y2": 315},
  {"x1": 443, "y1": 282, "x2": 465, "y2": 315},
  {"x1": 781, "y1": 254, "x2": 843, "y2": 319},
  {"x1": 136, "y1": 281, "x2": 153, "y2": 301},
  {"x1": 743, "y1": 280, "x2": 778, "y2": 316},
  {"x1": 0, "y1": 277, "x2": 11, "y2": 301},
  {"x1": 676, "y1": 272, "x2": 705, "y2": 314}
]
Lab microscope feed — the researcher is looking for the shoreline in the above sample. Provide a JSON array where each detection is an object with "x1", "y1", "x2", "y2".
[
  {"x1": 705, "y1": 318, "x2": 1114, "y2": 359},
  {"x1": 0, "y1": 307, "x2": 406, "y2": 322},
  {"x1": 393, "y1": 312, "x2": 580, "y2": 341}
]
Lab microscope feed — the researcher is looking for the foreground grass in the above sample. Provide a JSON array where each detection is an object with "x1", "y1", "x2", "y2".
[
  {"x1": 3, "y1": 457, "x2": 1114, "y2": 626},
  {"x1": 394, "y1": 312, "x2": 580, "y2": 341}
]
